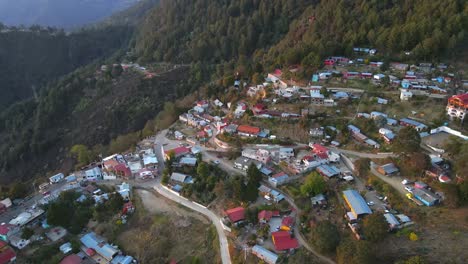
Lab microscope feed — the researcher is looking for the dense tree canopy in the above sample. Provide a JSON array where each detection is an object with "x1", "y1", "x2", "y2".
[
  {"x1": 392, "y1": 126, "x2": 422, "y2": 154},
  {"x1": 310, "y1": 220, "x2": 340, "y2": 253},
  {"x1": 300, "y1": 172, "x2": 326, "y2": 197},
  {"x1": 362, "y1": 213, "x2": 388, "y2": 242}
]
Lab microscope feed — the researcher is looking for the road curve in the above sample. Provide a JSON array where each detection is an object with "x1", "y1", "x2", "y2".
[{"x1": 152, "y1": 184, "x2": 232, "y2": 264}]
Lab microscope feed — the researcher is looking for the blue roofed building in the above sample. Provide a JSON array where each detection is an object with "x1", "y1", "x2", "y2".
[
  {"x1": 111, "y1": 255, "x2": 135, "y2": 264},
  {"x1": 252, "y1": 245, "x2": 278, "y2": 264},
  {"x1": 80, "y1": 232, "x2": 118, "y2": 261},
  {"x1": 343, "y1": 190, "x2": 372, "y2": 218},
  {"x1": 400, "y1": 118, "x2": 428, "y2": 131},
  {"x1": 316, "y1": 165, "x2": 340, "y2": 178}
]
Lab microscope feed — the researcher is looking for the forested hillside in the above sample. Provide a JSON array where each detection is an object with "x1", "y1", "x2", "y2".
[
  {"x1": 0, "y1": 63, "x2": 206, "y2": 184},
  {"x1": 0, "y1": 25, "x2": 133, "y2": 110},
  {"x1": 135, "y1": 0, "x2": 467, "y2": 66},
  {"x1": 265, "y1": 0, "x2": 467, "y2": 66},
  {"x1": 135, "y1": 0, "x2": 311, "y2": 63}
]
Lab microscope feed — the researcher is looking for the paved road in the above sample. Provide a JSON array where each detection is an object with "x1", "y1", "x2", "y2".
[
  {"x1": 152, "y1": 184, "x2": 232, "y2": 264},
  {"x1": 153, "y1": 130, "x2": 232, "y2": 264},
  {"x1": 370, "y1": 164, "x2": 407, "y2": 196},
  {"x1": 331, "y1": 147, "x2": 396, "y2": 159}
]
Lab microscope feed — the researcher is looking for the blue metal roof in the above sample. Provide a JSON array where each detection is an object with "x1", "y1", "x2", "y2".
[
  {"x1": 343, "y1": 190, "x2": 372, "y2": 216},
  {"x1": 80, "y1": 232, "x2": 118, "y2": 261},
  {"x1": 252, "y1": 245, "x2": 278, "y2": 264}
]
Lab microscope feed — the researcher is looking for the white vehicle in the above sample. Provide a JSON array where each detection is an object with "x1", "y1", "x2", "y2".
[
  {"x1": 405, "y1": 186, "x2": 414, "y2": 193},
  {"x1": 401, "y1": 179, "x2": 411, "y2": 185},
  {"x1": 367, "y1": 201, "x2": 375, "y2": 206}
]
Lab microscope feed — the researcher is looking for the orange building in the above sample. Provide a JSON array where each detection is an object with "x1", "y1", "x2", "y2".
[{"x1": 447, "y1": 93, "x2": 468, "y2": 120}]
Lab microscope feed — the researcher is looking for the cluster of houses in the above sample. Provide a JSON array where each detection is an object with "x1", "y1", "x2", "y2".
[
  {"x1": 101, "y1": 149, "x2": 158, "y2": 180},
  {"x1": 316, "y1": 51, "x2": 453, "y2": 98},
  {"x1": 223, "y1": 205, "x2": 298, "y2": 263},
  {"x1": 234, "y1": 143, "x2": 343, "y2": 186},
  {"x1": 0, "y1": 169, "x2": 137, "y2": 264}
]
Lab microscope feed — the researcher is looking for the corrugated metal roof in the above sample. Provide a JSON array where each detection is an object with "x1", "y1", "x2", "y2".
[
  {"x1": 343, "y1": 190, "x2": 372, "y2": 217},
  {"x1": 80, "y1": 232, "x2": 118, "y2": 261},
  {"x1": 252, "y1": 245, "x2": 278, "y2": 264}
]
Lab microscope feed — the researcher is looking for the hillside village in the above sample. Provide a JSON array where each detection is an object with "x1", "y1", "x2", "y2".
[{"x1": 0, "y1": 48, "x2": 468, "y2": 264}]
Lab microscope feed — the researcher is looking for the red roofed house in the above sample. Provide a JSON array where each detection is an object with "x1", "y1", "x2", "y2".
[
  {"x1": 252, "y1": 103, "x2": 267, "y2": 115},
  {"x1": 225, "y1": 207, "x2": 245, "y2": 223},
  {"x1": 113, "y1": 163, "x2": 132, "y2": 179},
  {"x1": 59, "y1": 254, "x2": 81, "y2": 264},
  {"x1": 0, "y1": 240, "x2": 16, "y2": 264},
  {"x1": 281, "y1": 216, "x2": 294, "y2": 227},
  {"x1": 0, "y1": 224, "x2": 17, "y2": 242},
  {"x1": 311, "y1": 143, "x2": 329, "y2": 160},
  {"x1": 258, "y1": 210, "x2": 280, "y2": 223},
  {"x1": 164, "y1": 146, "x2": 191, "y2": 160},
  {"x1": 237, "y1": 125, "x2": 261, "y2": 137},
  {"x1": 447, "y1": 93, "x2": 468, "y2": 120},
  {"x1": 271, "y1": 231, "x2": 299, "y2": 251}
]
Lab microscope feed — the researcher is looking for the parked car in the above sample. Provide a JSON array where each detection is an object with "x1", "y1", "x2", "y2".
[
  {"x1": 404, "y1": 186, "x2": 414, "y2": 193},
  {"x1": 367, "y1": 201, "x2": 375, "y2": 206},
  {"x1": 401, "y1": 179, "x2": 412, "y2": 185}
]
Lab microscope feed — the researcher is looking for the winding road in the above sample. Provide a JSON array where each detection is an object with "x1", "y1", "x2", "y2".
[{"x1": 152, "y1": 130, "x2": 232, "y2": 264}]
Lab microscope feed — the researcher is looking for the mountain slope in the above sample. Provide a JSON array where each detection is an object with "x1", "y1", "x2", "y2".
[
  {"x1": 0, "y1": 25, "x2": 134, "y2": 111},
  {"x1": 0, "y1": 0, "x2": 140, "y2": 29}
]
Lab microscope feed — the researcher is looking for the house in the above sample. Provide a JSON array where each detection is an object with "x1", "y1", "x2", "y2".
[
  {"x1": 118, "y1": 182, "x2": 131, "y2": 200},
  {"x1": 316, "y1": 165, "x2": 340, "y2": 178},
  {"x1": 59, "y1": 242, "x2": 73, "y2": 254},
  {"x1": 258, "y1": 210, "x2": 280, "y2": 223},
  {"x1": 413, "y1": 188, "x2": 439, "y2": 206},
  {"x1": 400, "y1": 90, "x2": 413, "y2": 101},
  {"x1": 128, "y1": 160, "x2": 143, "y2": 175},
  {"x1": 80, "y1": 232, "x2": 118, "y2": 261},
  {"x1": 84, "y1": 167, "x2": 102, "y2": 181},
  {"x1": 111, "y1": 255, "x2": 135, "y2": 264},
  {"x1": 49, "y1": 173, "x2": 64, "y2": 184},
  {"x1": 446, "y1": 93, "x2": 468, "y2": 120},
  {"x1": 223, "y1": 124, "x2": 238, "y2": 134},
  {"x1": 170, "y1": 173, "x2": 193, "y2": 184},
  {"x1": 0, "y1": 240, "x2": 16, "y2": 264},
  {"x1": 311, "y1": 143, "x2": 328, "y2": 158},
  {"x1": 225, "y1": 207, "x2": 245, "y2": 223},
  {"x1": 164, "y1": 146, "x2": 191, "y2": 160},
  {"x1": 279, "y1": 148, "x2": 294, "y2": 160},
  {"x1": 390, "y1": 63, "x2": 409, "y2": 72},
  {"x1": 59, "y1": 254, "x2": 82, "y2": 264},
  {"x1": 373, "y1": 74, "x2": 385, "y2": 80},
  {"x1": 376, "y1": 97, "x2": 388, "y2": 104},
  {"x1": 281, "y1": 216, "x2": 294, "y2": 229},
  {"x1": 311, "y1": 194, "x2": 327, "y2": 206},
  {"x1": 143, "y1": 153, "x2": 158, "y2": 169},
  {"x1": 268, "y1": 172, "x2": 289, "y2": 187},
  {"x1": 113, "y1": 163, "x2": 132, "y2": 178},
  {"x1": 237, "y1": 125, "x2": 261, "y2": 137},
  {"x1": 271, "y1": 231, "x2": 299, "y2": 251},
  {"x1": 234, "y1": 157, "x2": 262, "y2": 171},
  {"x1": 251, "y1": 245, "x2": 278, "y2": 264},
  {"x1": 399, "y1": 118, "x2": 428, "y2": 131},
  {"x1": 384, "y1": 213, "x2": 400, "y2": 230},
  {"x1": 343, "y1": 190, "x2": 372, "y2": 218},
  {"x1": 242, "y1": 148, "x2": 271, "y2": 164},
  {"x1": 0, "y1": 224, "x2": 17, "y2": 242},
  {"x1": 377, "y1": 163, "x2": 399, "y2": 176},
  {"x1": 179, "y1": 157, "x2": 197, "y2": 166},
  {"x1": 269, "y1": 190, "x2": 285, "y2": 203}
]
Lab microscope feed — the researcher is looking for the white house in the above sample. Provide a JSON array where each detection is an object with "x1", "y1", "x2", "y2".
[
  {"x1": 84, "y1": 167, "x2": 102, "y2": 181},
  {"x1": 279, "y1": 148, "x2": 294, "y2": 160},
  {"x1": 400, "y1": 90, "x2": 413, "y2": 101},
  {"x1": 49, "y1": 173, "x2": 64, "y2": 184}
]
